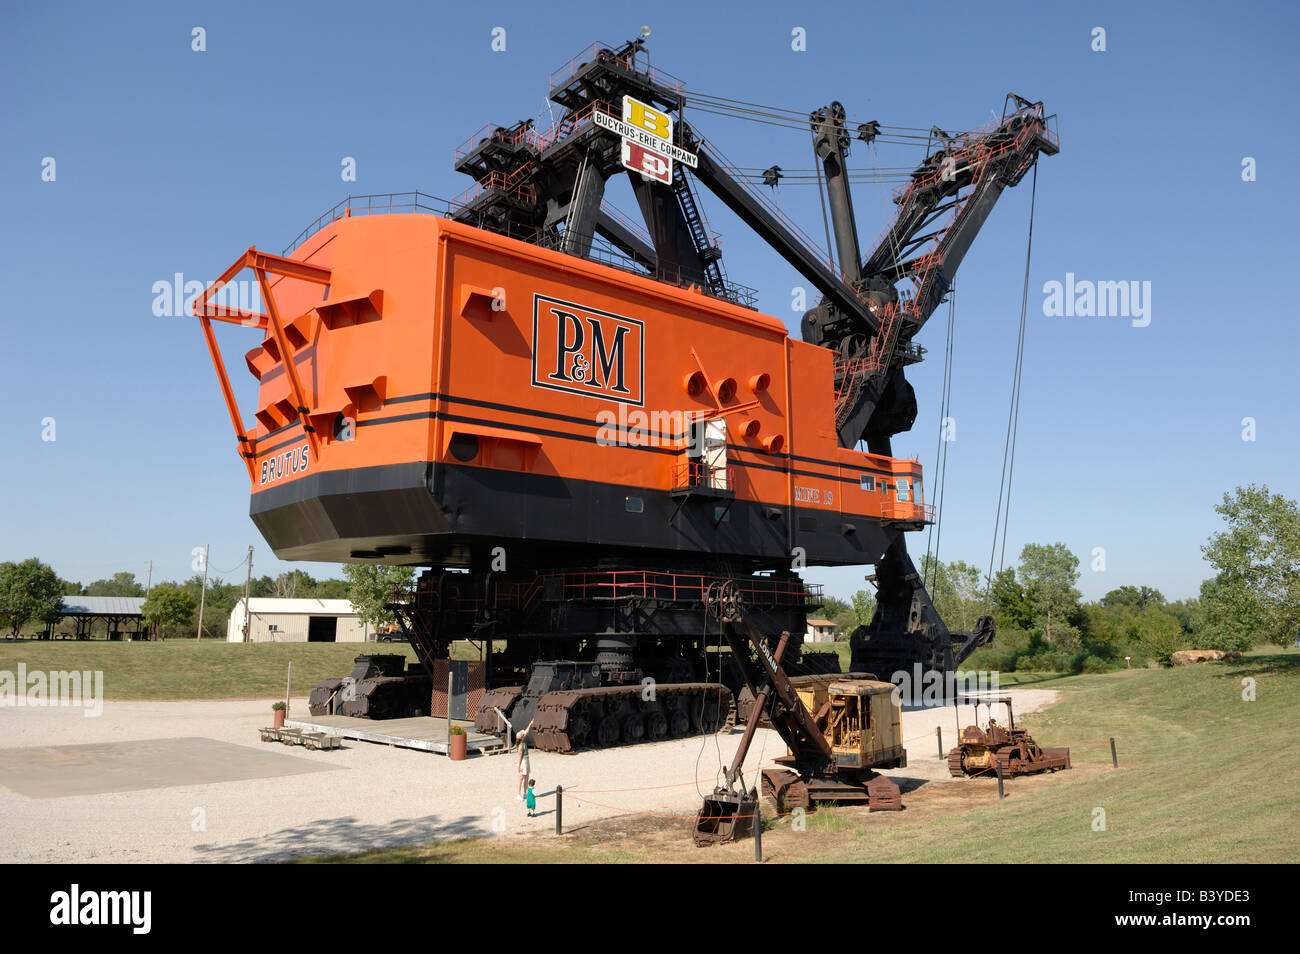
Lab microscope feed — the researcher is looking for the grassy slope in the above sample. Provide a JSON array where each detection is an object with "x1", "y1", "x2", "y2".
[
  {"x1": 301, "y1": 648, "x2": 1299, "y2": 864},
  {"x1": 0, "y1": 640, "x2": 418, "y2": 700},
  {"x1": 813, "y1": 649, "x2": 1299, "y2": 863}
]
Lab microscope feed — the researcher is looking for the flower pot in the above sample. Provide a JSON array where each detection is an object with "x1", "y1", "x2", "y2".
[
  {"x1": 273, "y1": 709, "x2": 286, "y2": 728},
  {"x1": 449, "y1": 731, "x2": 467, "y2": 761}
]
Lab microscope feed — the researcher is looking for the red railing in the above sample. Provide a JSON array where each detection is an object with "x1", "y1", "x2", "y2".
[
  {"x1": 555, "y1": 570, "x2": 821, "y2": 607},
  {"x1": 404, "y1": 569, "x2": 823, "y2": 616},
  {"x1": 672, "y1": 459, "x2": 729, "y2": 492},
  {"x1": 533, "y1": 98, "x2": 618, "y2": 151},
  {"x1": 600, "y1": 199, "x2": 654, "y2": 248},
  {"x1": 449, "y1": 163, "x2": 539, "y2": 211}
]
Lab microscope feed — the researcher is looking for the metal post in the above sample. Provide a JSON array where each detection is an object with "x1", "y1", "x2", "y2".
[
  {"x1": 1110, "y1": 737, "x2": 1118, "y2": 769},
  {"x1": 996, "y1": 759, "x2": 1005, "y2": 799},
  {"x1": 753, "y1": 799, "x2": 762, "y2": 863},
  {"x1": 937, "y1": 725, "x2": 943, "y2": 758},
  {"x1": 555, "y1": 785, "x2": 563, "y2": 835},
  {"x1": 195, "y1": 543, "x2": 209, "y2": 640},
  {"x1": 446, "y1": 669, "x2": 453, "y2": 754},
  {"x1": 284, "y1": 661, "x2": 292, "y2": 719}
]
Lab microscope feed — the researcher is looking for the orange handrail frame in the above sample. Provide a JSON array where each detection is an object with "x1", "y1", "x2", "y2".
[{"x1": 192, "y1": 246, "x2": 333, "y2": 478}]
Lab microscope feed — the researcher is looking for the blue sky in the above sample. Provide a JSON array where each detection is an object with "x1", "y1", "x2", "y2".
[{"x1": 2, "y1": 0, "x2": 1296, "y2": 601}]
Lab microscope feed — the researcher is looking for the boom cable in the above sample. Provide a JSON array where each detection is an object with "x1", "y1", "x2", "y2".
[
  {"x1": 923, "y1": 287, "x2": 957, "y2": 590},
  {"x1": 983, "y1": 163, "x2": 1038, "y2": 608}
]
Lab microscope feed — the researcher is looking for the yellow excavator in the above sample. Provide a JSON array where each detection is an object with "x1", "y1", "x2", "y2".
[{"x1": 694, "y1": 582, "x2": 907, "y2": 846}]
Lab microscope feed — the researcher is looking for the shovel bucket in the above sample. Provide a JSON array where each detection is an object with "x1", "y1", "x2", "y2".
[{"x1": 693, "y1": 788, "x2": 756, "y2": 846}]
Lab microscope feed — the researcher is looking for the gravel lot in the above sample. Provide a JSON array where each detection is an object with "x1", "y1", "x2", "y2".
[{"x1": 0, "y1": 688, "x2": 1059, "y2": 863}]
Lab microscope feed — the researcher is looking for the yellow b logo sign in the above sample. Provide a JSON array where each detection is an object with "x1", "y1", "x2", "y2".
[{"x1": 625, "y1": 99, "x2": 670, "y2": 140}]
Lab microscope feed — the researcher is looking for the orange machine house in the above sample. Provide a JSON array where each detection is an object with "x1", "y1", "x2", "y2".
[{"x1": 198, "y1": 212, "x2": 930, "y2": 571}]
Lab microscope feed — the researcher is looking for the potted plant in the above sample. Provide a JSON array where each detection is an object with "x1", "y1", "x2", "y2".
[
  {"x1": 448, "y1": 724, "x2": 468, "y2": 761},
  {"x1": 272, "y1": 700, "x2": 287, "y2": 728}
]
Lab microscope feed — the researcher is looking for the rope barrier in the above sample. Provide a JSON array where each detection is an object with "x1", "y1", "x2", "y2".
[{"x1": 556, "y1": 737, "x2": 1124, "y2": 824}]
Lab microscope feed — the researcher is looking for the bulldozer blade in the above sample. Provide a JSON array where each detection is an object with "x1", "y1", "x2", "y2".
[{"x1": 693, "y1": 789, "x2": 756, "y2": 846}]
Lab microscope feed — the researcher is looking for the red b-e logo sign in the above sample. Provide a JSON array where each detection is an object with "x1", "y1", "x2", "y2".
[{"x1": 532, "y1": 293, "x2": 644, "y2": 406}]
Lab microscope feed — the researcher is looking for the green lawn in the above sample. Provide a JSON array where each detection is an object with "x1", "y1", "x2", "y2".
[
  {"x1": 299, "y1": 647, "x2": 1298, "y2": 864},
  {"x1": 0, "y1": 639, "x2": 418, "y2": 700},
  {"x1": 813, "y1": 647, "x2": 1300, "y2": 863}
]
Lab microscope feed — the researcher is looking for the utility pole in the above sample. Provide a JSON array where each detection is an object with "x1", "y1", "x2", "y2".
[
  {"x1": 145, "y1": 559, "x2": 155, "y2": 640},
  {"x1": 196, "y1": 543, "x2": 210, "y2": 641},
  {"x1": 241, "y1": 546, "x2": 254, "y2": 642}
]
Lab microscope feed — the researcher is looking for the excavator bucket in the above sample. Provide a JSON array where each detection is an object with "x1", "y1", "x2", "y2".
[{"x1": 693, "y1": 788, "x2": 756, "y2": 846}]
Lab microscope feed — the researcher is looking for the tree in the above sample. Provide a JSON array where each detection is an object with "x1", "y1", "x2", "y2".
[
  {"x1": 310, "y1": 578, "x2": 350, "y2": 600},
  {"x1": 1126, "y1": 606, "x2": 1183, "y2": 665},
  {"x1": 820, "y1": 596, "x2": 858, "y2": 637},
  {"x1": 273, "y1": 570, "x2": 317, "y2": 599},
  {"x1": 141, "y1": 585, "x2": 197, "y2": 637},
  {"x1": 1018, "y1": 543, "x2": 1082, "y2": 646},
  {"x1": 342, "y1": 564, "x2": 416, "y2": 630},
  {"x1": 1100, "y1": 585, "x2": 1165, "y2": 611},
  {"x1": 0, "y1": 558, "x2": 65, "y2": 636},
  {"x1": 987, "y1": 567, "x2": 1032, "y2": 630},
  {"x1": 850, "y1": 589, "x2": 877, "y2": 628},
  {"x1": 1200, "y1": 485, "x2": 1300, "y2": 649},
  {"x1": 918, "y1": 556, "x2": 983, "y2": 631},
  {"x1": 85, "y1": 572, "x2": 145, "y2": 597}
]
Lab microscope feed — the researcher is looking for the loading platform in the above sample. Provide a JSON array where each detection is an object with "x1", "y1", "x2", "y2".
[{"x1": 285, "y1": 715, "x2": 504, "y2": 755}]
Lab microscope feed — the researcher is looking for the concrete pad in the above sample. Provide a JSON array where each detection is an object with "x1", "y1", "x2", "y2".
[{"x1": 0, "y1": 736, "x2": 340, "y2": 799}]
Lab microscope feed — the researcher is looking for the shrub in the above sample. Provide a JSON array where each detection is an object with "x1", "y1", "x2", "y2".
[
  {"x1": 1080, "y1": 654, "x2": 1111, "y2": 674},
  {"x1": 1017, "y1": 648, "x2": 1085, "y2": 673},
  {"x1": 271, "y1": 701, "x2": 286, "y2": 711},
  {"x1": 448, "y1": 725, "x2": 466, "y2": 736},
  {"x1": 961, "y1": 646, "x2": 1021, "y2": 673}
]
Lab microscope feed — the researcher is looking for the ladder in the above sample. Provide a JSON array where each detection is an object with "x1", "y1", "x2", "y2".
[{"x1": 671, "y1": 162, "x2": 729, "y2": 298}]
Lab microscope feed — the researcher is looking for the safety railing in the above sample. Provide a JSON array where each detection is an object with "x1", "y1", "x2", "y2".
[
  {"x1": 600, "y1": 200, "x2": 655, "y2": 248},
  {"x1": 549, "y1": 41, "x2": 686, "y2": 96},
  {"x1": 533, "y1": 99, "x2": 619, "y2": 152},
  {"x1": 450, "y1": 164, "x2": 539, "y2": 211},
  {"x1": 555, "y1": 570, "x2": 822, "y2": 607},
  {"x1": 283, "y1": 192, "x2": 454, "y2": 254},
  {"x1": 880, "y1": 501, "x2": 935, "y2": 523},
  {"x1": 532, "y1": 229, "x2": 758, "y2": 310},
  {"x1": 672, "y1": 459, "x2": 729, "y2": 493},
  {"x1": 403, "y1": 569, "x2": 823, "y2": 616},
  {"x1": 454, "y1": 122, "x2": 548, "y2": 165}
]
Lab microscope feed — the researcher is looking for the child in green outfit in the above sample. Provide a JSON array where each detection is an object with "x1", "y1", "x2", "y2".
[{"x1": 525, "y1": 779, "x2": 537, "y2": 817}]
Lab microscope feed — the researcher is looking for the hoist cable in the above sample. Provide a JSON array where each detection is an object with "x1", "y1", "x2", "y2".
[{"x1": 983, "y1": 163, "x2": 1038, "y2": 608}]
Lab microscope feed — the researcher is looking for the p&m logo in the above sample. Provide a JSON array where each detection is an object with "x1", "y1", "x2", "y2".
[{"x1": 531, "y1": 294, "x2": 644, "y2": 406}]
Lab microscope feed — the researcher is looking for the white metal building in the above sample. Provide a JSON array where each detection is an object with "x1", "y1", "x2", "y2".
[{"x1": 226, "y1": 598, "x2": 370, "y2": 643}]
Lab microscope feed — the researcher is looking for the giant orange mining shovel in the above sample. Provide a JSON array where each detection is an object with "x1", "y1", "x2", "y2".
[{"x1": 693, "y1": 786, "x2": 757, "y2": 846}]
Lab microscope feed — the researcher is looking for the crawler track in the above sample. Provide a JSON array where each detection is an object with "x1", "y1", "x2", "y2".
[{"x1": 528, "y1": 683, "x2": 731, "y2": 753}]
